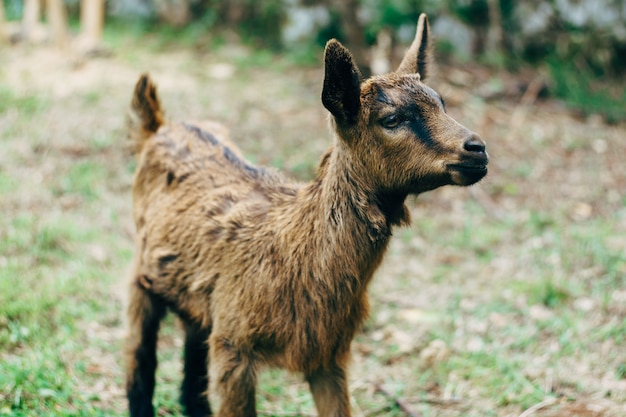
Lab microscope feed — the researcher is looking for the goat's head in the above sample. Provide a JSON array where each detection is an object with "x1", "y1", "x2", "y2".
[{"x1": 322, "y1": 14, "x2": 488, "y2": 196}]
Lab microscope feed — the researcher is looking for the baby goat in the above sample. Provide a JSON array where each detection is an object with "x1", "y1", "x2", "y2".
[{"x1": 125, "y1": 14, "x2": 488, "y2": 417}]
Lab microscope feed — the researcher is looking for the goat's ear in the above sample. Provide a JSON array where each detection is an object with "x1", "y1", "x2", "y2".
[
  {"x1": 322, "y1": 39, "x2": 362, "y2": 126},
  {"x1": 396, "y1": 13, "x2": 431, "y2": 79}
]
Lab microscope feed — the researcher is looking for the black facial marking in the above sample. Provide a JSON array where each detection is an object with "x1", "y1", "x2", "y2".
[
  {"x1": 407, "y1": 107, "x2": 435, "y2": 146},
  {"x1": 380, "y1": 82, "x2": 444, "y2": 147},
  {"x1": 375, "y1": 87, "x2": 394, "y2": 106}
]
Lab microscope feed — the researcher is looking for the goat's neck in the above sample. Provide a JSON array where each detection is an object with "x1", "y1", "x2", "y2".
[
  {"x1": 294, "y1": 142, "x2": 411, "y2": 288},
  {"x1": 321, "y1": 142, "x2": 410, "y2": 227}
]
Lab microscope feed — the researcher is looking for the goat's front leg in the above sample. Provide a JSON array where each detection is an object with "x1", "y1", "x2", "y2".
[
  {"x1": 209, "y1": 335, "x2": 257, "y2": 417},
  {"x1": 306, "y1": 363, "x2": 351, "y2": 417}
]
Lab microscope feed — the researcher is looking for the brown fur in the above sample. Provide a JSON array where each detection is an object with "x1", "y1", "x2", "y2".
[{"x1": 125, "y1": 14, "x2": 488, "y2": 417}]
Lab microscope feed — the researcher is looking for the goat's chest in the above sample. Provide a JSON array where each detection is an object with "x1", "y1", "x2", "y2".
[{"x1": 212, "y1": 273, "x2": 369, "y2": 372}]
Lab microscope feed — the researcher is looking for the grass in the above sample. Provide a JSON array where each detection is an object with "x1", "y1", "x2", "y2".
[
  {"x1": 55, "y1": 161, "x2": 107, "y2": 201},
  {"x1": 1, "y1": 19, "x2": 626, "y2": 417},
  {"x1": 0, "y1": 88, "x2": 47, "y2": 116},
  {"x1": 0, "y1": 205, "x2": 130, "y2": 415}
]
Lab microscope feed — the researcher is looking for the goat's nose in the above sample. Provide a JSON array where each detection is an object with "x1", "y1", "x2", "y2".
[{"x1": 463, "y1": 134, "x2": 486, "y2": 154}]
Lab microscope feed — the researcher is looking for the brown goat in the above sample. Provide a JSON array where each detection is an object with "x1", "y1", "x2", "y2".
[{"x1": 125, "y1": 14, "x2": 488, "y2": 417}]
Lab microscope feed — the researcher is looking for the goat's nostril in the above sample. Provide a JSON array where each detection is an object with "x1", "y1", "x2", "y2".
[{"x1": 463, "y1": 136, "x2": 486, "y2": 153}]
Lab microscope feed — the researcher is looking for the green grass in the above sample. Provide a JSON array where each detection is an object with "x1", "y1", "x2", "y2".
[
  {"x1": 0, "y1": 172, "x2": 18, "y2": 195},
  {"x1": 0, "y1": 76, "x2": 131, "y2": 414},
  {"x1": 0, "y1": 206, "x2": 130, "y2": 415},
  {"x1": 0, "y1": 83, "x2": 50, "y2": 116},
  {"x1": 372, "y1": 191, "x2": 626, "y2": 412},
  {"x1": 55, "y1": 161, "x2": 107, "y2": 201}
]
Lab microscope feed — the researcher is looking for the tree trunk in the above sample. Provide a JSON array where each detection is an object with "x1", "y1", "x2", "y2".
[
  {"x1": 154, "y1": 0, "x2": 191, "y2": 27},
  {"x1": 486, "y1": 0, "x2": 503, "y2": 55},
  {"x1": 46, "y1": 0, "x2": 69, "y2": 47},
  {"x1": 329, "y1": 0, "x2": 371, "y2": 77},
  {"x1": 22, "y1": 0, "x2": 42, "y2": 41},
  {"x1": 0, "y1": 1, "x2": 6, "y2": 42},
  {"x1": 80, "y1": 0, "x2": 105, "y2": 46}
]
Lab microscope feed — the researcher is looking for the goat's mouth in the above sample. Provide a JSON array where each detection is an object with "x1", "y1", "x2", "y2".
[
  {"x1": 446, "y1": 161, "x2": 488, "y2": 185},
  {"x1": 447, "y1": 163, "x2": 488, "y2": 174}
]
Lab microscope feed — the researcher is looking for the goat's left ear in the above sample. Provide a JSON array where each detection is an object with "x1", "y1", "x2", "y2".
[
  {"x1": 322, "y1": 39, "x2": 362, "y2": 126},
  {"x1": 396, "y1": 13, "x2": 431, "y2": 79}
]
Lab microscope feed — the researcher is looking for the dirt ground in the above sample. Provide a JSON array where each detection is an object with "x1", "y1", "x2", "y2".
[{"x1": 1, "y1": 31, "x2": 625, "y2": 417}]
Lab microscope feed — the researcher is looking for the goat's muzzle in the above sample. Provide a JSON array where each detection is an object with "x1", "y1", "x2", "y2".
[{"x1": 446, "y1": 134, "x2": 489, "y2": 186}]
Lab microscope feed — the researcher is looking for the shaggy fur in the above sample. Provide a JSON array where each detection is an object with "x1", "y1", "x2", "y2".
[{"x1": 125, "y1": 14, "x2": 488, "y2": 417}]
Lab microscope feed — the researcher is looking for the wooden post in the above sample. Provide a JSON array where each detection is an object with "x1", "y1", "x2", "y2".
[
  {"x1": 487, "y1": 0, "x2": 503, "y2": 56},
  {"x1": 0, "y1": 0, "x2": 6, "y2": 41},
  {"x1": 80, "y1": 0, "x2": 104, "y2": 47},
  {"x1": 46, "y1": 0, "x2": 69, "y2": 48},
  {"x1": 329, "y1": 0, "x2": 371, "y2": 77},
  {"x1": 22, "y1": 0, "x2": 42, "y2": 41}
]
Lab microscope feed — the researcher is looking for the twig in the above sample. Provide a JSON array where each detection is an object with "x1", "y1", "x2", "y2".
[
  {"x1": 405, "y1": 396, "x2": 462, "y2": 406},
  {"x1": 517, "y1": 397, "x2": 557, "y2": 417},
  {"x1": 374, "y1": 383, "x2": 423, "y2": 417},
  {"x1": 365, "y1": 404, "x2": 395, "y2": 417},
  {"x1": 543, "y1": 368, "x2": 554, "y2": 396},
  {"x1": 506, "y1": 76, "x2": 545, "y2": 142}
]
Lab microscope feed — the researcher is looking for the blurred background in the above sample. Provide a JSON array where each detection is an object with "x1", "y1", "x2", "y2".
[
  {"x1": 2, "y1": 0, "x2": 626, "y2": 121},
  {"x1": 1, "y1": 1, "x2": 625, "y2": 417}
]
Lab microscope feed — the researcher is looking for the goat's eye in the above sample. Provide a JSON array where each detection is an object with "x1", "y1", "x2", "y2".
[{"x1": 380, "y1": 114, "x2": 402, "y2": 129}]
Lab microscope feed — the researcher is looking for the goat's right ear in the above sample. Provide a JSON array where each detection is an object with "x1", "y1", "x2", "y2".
[{"x1": 322, "y1": 39, "x2": 362, "y2": 126}]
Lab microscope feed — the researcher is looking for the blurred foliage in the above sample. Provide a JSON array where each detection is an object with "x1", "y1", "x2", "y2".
[
  {"x1": 521, "y1": 17, "x2": 626, "y2": 79},
  {"x1": 548, "y1": 57, "x2": 626, "y2": 124},
  {"x1": 2, "y1": 0, "x2": 21, "y2": 19},
  {"x1": 448, "y1": 0, "x2": 489, "y2": 26},
  {"x1": 193, "y1": 0, "x2": 287, "y2": 49},
  {"x1": 2, "y1": 0, "x2": 624, "y2": 120},
  {"x1": 360, "y1": 0, "x2": 427, "y2": 44}
]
